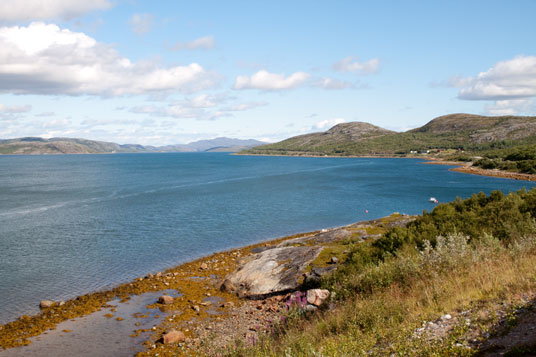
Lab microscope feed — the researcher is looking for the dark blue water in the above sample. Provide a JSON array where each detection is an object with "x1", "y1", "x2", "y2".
[{"x1": 0, "y1": 153, "x2": 533, "y2": 323}]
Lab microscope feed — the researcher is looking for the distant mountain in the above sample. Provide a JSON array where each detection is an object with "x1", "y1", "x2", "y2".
[
  {"x1": 243, "y1": 114, "x2": 536, "y2": 156},
  {"x1": 174, "y1": 137, "x2": 265, "y2": 152},
  {"x1": 0, "y1": 137, "x2": 265, "y2": 155}
]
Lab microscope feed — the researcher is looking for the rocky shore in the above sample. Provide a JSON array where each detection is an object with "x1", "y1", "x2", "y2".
[{"x1": 0, "y1": 214, "x2": 413, "y2": 356}]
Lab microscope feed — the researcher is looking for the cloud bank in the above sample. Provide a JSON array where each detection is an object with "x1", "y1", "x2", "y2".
[
  {"x1": 457, "y1": 56, "x2": 536, "y2": 101},
  {"x1": 0, "y1": 0, "x2": 111, "y2": 22},
  {"x1": 0, "y1": 22, "x2": 219, "y2": 96}
]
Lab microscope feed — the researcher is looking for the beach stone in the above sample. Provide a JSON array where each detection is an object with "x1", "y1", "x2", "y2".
[
  {"x1": 40, "y1": 300, "x2": 55, "y2": 308},
  {"x1": 200, "y1": 263, "x2": 208, "y2": 270},
  {"x1": 155, "y1": 272, "x2": 162, "y2": 278},
  {"x1": 158, "y1": 295, "x2": 174, "y2": 305},
  {"x1": 306, "y1": 289, "x2": 330, "y2": 307},
  {"x1": 162, "y1": 330, "x2": 186, "y2": 344},
  {"x1": 221, "y1": 246, "x2": 322, "y2": 298}
]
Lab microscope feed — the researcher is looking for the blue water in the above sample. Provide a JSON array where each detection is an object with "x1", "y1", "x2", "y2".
[{"x1": 0, "y1": 153, "x2": 533, "y2": 323}]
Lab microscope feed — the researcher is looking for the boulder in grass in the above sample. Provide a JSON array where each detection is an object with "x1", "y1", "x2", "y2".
[
  {"x1": 158, "y1": 295, "x2": 174, "y2": 305},
  {"x1": 40, "y1": 300, "x2": 55, "y2": 308},
  {"x1": 306, "y1": 289, "x2": 330, "y2": 307},
  {"x1": 162, "y1": 329, "x2": 186, "y2": 344},
  {"x1": 221, "y1": 246, "x2": 322, "y2": 298}
]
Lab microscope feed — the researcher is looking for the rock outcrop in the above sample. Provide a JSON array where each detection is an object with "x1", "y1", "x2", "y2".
[{"x1": 221, "y1": 246, "x2": 322, "y2": 298}]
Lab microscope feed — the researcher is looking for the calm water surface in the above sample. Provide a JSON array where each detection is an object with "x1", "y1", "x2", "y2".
[{"x1": 0, "y1": 153, "x2": 533, "y2": 323}]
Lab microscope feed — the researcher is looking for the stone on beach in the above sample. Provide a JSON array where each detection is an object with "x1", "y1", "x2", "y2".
[
  {"x1": 221, "y1": 246, "x2": 322, "y2": 298},
  {"x1": 158, "y1": 295, "x2": 174, "y2": 305},
  {"x1": 39, "y1": 300, "x2": 55, "y2": 308},
  {"x1": 306, "y1": 289, "x2": 330, "y2": 307},
  {"x1": 162, "y1": 329, "x2": 186, "y2": 344},
  {"x1": 200, "y1": 263, "x2": 208, "y2": 270}
]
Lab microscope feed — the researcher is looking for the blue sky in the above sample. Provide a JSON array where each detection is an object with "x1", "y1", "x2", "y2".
[{"x1": 0, "y1": 0, "x2": 535, "y2": 145}]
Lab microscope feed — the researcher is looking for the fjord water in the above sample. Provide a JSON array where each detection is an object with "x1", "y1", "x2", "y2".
[{"x1": 0, "y1": 153, "x2": 533, "y2": 323}]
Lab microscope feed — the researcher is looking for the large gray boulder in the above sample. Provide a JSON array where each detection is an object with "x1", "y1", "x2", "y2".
[{"x1": 221, "y1": 246, "x2": 322, "y2": 298}]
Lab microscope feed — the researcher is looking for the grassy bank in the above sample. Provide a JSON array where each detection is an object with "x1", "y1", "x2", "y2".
[{"x1": 227, "y1": 189, "x2": 536, "y2": 356}]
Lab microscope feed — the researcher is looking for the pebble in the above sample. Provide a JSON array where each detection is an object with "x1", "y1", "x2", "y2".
[
  {"x1": 158, "y1": 295, "x2": 174, "y2": 305},
  {"x1": 163, "y1": 330, "x2": 186, "y2": 344},
  {"x1": 40, "y1": 300, "x2": 55, "y2": 308},
  {"x1": 441, "y1": 314, "x2": 452, "y2": 320}
]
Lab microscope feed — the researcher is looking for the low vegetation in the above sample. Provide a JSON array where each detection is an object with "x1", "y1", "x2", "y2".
[{"x1": 227, "y1": 188, "x2": 536, "y2": 356}]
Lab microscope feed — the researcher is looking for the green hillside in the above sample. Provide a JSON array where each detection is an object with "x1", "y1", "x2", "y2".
[{"x1": 244, "y1": 114, "x2": 536, "y2": 156}]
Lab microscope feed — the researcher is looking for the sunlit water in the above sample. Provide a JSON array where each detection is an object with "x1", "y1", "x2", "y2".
[{"x1": 0, "y1": 153, "x2": 533, "y2": 323}]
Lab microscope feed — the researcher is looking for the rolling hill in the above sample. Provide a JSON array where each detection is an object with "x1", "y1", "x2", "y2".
[{"x1": 243, "y1": 114, "x2": 536, "y2": 156}]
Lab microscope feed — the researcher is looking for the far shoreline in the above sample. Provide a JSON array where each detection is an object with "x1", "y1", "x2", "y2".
[{"x1": 235, "y1": 152, "x2": 536, "y2": 182}]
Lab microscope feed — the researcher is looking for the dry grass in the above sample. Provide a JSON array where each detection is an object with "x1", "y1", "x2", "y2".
[{"x1": 228, "y1": 234, "x2": 536, "y2": 356}]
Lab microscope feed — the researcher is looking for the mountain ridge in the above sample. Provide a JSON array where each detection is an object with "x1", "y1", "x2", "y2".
[{"x1": 0, "y1": 137, "x2": 265, "y2": 155}]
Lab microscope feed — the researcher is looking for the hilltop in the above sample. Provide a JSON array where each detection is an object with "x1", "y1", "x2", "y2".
[
  {"x1": 243, "y1": 113, "x2": 536, "y2": 156},
  {"x1": 0, "y1": 137, "x2": 265, "y2": 155}
]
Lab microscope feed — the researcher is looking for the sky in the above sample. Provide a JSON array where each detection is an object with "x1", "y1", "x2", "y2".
[{"x1": 0, "y1": 0, "x2": 535, "y2": 146}]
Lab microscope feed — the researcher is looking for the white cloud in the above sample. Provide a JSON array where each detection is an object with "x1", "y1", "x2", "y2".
[
  {"x1": 313, "y1": 78, "x2": 354, "y2": 90},
  {"x1": 173, "y1": 35, "x2": 215, "y2": 50},
  {"x1": 314, "y1": 118, "x2": 345, "y2": 130},
  {"x1": 313, "y1": 78, "x2": 355, "y2": 90},
  {"x1": 130, "y1": 104, "x2": 231, "y2": 121},
  {"x1": 0, "y1": 22, "x2": 219, "y2": 96},
  {"x1": 180, "y1": 94, "x2": 228, "y2": 108},
  {"x1": 0, "y1": 0, "x2": 111, "y2": 22},
  {"x1": 457, "y1": 56, "x2": 536, "y2": 100},
  {"x1": 36, "y1": 111, "x2": 55, "y2": 117},
  {"x1": 0, "y1": 104, "x2": 32, "y2": 113},
  {"x1": 225, "y1": 101, "x2": 267, "y2": 111},
  {"x1": 484, "y1": 99, "x2": 535, "y2": 116},
  {"x1": 42, "y1": 118, "x2": 70, "y2": 129},
  {"x1": 233, "y1": 70, "x2": 310, "y2": 90},
  {"x1": 130, "y1": 98, "x2": 266, "y2": 120},
  {"x1": 333, "y1": 56, "x2": 380, "y2": 74},
  {"x1": 129, "y1": 13, "x2": 154, "y2": 35}
]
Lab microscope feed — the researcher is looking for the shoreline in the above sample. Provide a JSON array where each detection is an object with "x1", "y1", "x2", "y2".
[
  {"x1": 0, "y1": 225, "x2": 325, "y2": 350},
  {"x1": 0, "y1": 213, "x2": 409, "y2": 354},
  {"x1": 237, "y1": 152, "x2": 536, "y2": 182}
]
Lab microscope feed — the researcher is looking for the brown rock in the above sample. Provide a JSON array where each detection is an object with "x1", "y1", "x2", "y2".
[
  {"x1": 162, "y1": 330, "x2": 186, "y2": 344},
  {"x1": 306, "y1": 289, "x2": 330, "y2": 307},
  {"x1": 40, "y1": 300, "x2": 55, "y2": 308},
  {"x1": 200, "y1": 263, "x2": 208, "y2": 270},
  {"x1": 155, "y1": 272, "x2": 162, "y2": 278},
  {"x1": 158, "y1": 295, "x2": 174, "y2": 305}
]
